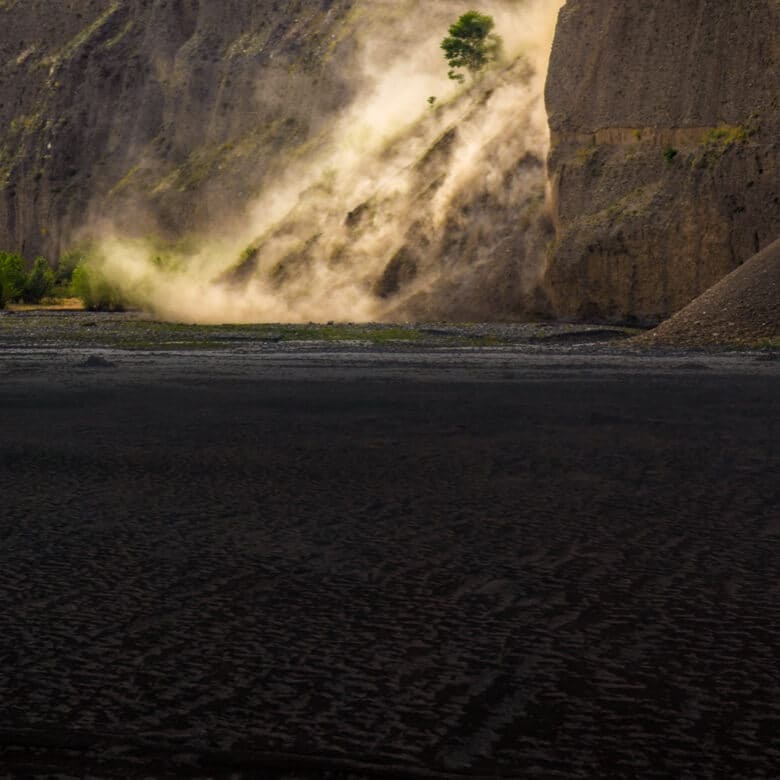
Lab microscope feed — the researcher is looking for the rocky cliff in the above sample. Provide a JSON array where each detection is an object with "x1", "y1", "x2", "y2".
[
  {"x1": 544, "y1": 0, "x2": 780, "y2": 323},
  {"x1": 3, "y1": 0, "x2": 777, "y2": 324},
  {"x1": 0, "y1": 0, "x2": 555, "y2": 325},
  {"x1": 0, "y1": 0, "x2": 561, "y2": 322},
  {"x1": 0, "y1": 0, "x2": 360, "y2": 259}
]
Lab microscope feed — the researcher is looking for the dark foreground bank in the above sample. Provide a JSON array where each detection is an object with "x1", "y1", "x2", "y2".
[{"x1": 0, "y1": 342, "x2": 778, "y2": 779}]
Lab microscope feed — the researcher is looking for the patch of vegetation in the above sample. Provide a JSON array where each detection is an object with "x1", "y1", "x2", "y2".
[
  {"x1": 21, "y1": 256, "x2": 55, "y2": 304},
  {"x1": 576, "y1": 143, "x2": 599, "y2": 165},
  {"x1": 152, "y1": 134, "x2": 257, "y2": 195},
  {"x1": 692, "y1": 123, "x2": 755, "y2": 169},
  {"x1": 441, "y1": 11, "x2": 502, "y2": 83},
  {"x1": 277, "y1": 324, "x2": 426, "y2": 344},
  {"x1": 575, "y1": 184, "x2": 658, "y2": 231},
  {"x1": 57, "y1": 2, "x2": 121, "y2": 65},
  {"x1": 153, "y1": 149, "x2": 218, "y2": 194},
  {"x1": 0, "y1": 251, "x2": 25, "y2": 307},
  {"x1": 702, "y1": 124, "x2": 753, "y2": 149},
  {"x1": 323, "y1": 4, "x2": 365, "y2": 61},
  {"x1": 663, "y1": 146, "x2": 678, "y2": 163},
  {"x1": 51, "y1": 245, "x2": 133, "y2": 312},
  {"x1": 8, "y1": 113, "x2": 43, "y2": 136},
  {"x1": 225, "y1": 29, "x2": 273, "y2": 59},
  {"x1": 752, "y1": 337, "x2": 780, "y2": 350},
  {"x1": 105, "y1": 19, "x2": 134, "y2": 50},
  {"x1": 0, "y1": 252, "x2": 59, "y2": 307},
  {"x1": 108, "y1": 164, "x2": 144, "y2": 197},
  {"x1": 69, "y1": 263, "x2": 124, "y2": 312}
]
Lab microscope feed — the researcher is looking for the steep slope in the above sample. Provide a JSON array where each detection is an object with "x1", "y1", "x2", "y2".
[
  {"x1": 544, "y1": 0, "x2": 780, "y2": 324},
  {"x1": 0, "y1": 0, "x2": 561, "y2": 324},
  {"x1": 0, "y1": 0, "x2": 360, "y2": 259},
  {"x1": 637, "y1": 237, "x2": 780, "y2": 346},
  {"x1": 209, "y1": 57, "x2": 554, "y2": 323},
  {"x1": 35, "y1": 0, "x2": 562, "y2": 323}
]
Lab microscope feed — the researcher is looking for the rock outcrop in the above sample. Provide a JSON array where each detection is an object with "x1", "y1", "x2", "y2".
[{"x1": 544, "y1": 0, "x2": 780, "y2": 324}]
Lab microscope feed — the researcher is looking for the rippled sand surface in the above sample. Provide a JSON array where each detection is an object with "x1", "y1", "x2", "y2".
[{"x1": 1, "y1": 317, "x2": 778, "y2": 778}]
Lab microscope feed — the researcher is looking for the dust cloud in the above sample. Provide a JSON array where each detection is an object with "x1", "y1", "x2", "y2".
[{"x1": 86, "y1": 0, "x2": 564, "y2": 323}]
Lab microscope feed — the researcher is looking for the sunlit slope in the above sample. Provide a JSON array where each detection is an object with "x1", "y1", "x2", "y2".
[
  {"x1": 78, "y1": 1, "x2": 563, "y2": 323},
  {"x1": 1, "y1": 0, "x2": 563, "y2": 322},
  {"x1": 211, "y1": 59, "x2": 553, "y2": 322}
]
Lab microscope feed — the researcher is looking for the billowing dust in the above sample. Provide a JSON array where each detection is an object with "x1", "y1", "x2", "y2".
[{"x1": 86, "y1": 0, "x2": 564, "y2": 323}]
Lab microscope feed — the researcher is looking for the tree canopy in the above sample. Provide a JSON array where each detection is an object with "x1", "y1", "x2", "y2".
[{"x1": 441, "y1": 11, "x2": 502, "y2": 83}]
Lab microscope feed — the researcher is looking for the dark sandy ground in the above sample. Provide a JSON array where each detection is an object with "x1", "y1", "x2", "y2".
[{"x1": 1, "y1": 317, "x2": 779, "y2": 778}]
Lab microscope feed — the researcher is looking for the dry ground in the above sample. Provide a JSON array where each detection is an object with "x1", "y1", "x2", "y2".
[{"x1": 0, "y1": 321, "x2": 778, "y2": 778}]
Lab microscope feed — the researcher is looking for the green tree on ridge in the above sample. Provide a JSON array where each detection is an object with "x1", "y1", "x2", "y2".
[{"x1": 441, "y1": 10, "x2": 503, "y2": 83}]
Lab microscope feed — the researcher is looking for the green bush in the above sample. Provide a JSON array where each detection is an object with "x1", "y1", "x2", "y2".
[
  {"x1": 663, "y1": 146, "x2": 679, "y2": 163},
  {"x1": 21, "y1": 256, "x2": 55, "y2": 304},
  {"x1": 55, "y1": 249, "x2": 86, "y2": 288},
  {"x1": 0, "y1": 251, "x2": 25, "y2": 303},
  {"x1": 70, "y1": 263, "x2": 126, "y2": 311}
]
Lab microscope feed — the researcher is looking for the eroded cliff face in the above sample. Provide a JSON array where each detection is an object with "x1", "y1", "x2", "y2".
[
  {"x1": 10, "y1": 0, "x2": 776, "y2": 324},
  {"x1": 0, "y1": 0, "x2": 562, "y2": 322},
  {"x1": 0, "y1": 0, "x2": 556, "y2": 325},
  {"x1": 0, "y1": 0, "x2": 359, "y2": 259},
  {"x1": 544, "y1": 0, "x2": 780, "y2": 323}
]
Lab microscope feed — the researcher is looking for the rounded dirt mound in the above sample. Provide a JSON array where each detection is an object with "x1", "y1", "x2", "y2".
[{"x1": 637, "y1": 238, "x2": 780, "y2": 347}]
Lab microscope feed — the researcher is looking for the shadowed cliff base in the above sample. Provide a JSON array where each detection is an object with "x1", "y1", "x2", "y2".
[{"x1": 637, "y1": 237, "x2": 780, "y2": 347}]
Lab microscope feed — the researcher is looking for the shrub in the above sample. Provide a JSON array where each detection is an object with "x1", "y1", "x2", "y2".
[
  {"x1": 0, "y1": 251, "x2": 25, "y2": 303},
  {"x1": 663, "y1": 146, "x2": 678, "y2": 164},
  {"x1": 70, "y1": 263, "x2": 126, "y2": 311},
  {"x1": 55, "y1": 249, "x2": 86, "y2": 288},
  {"x1": 702, "y1": 124, "x2": 752, "y2": 148},
  {"x1": 21, "y1": 256, "x2": 55, "y2": 304}
]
